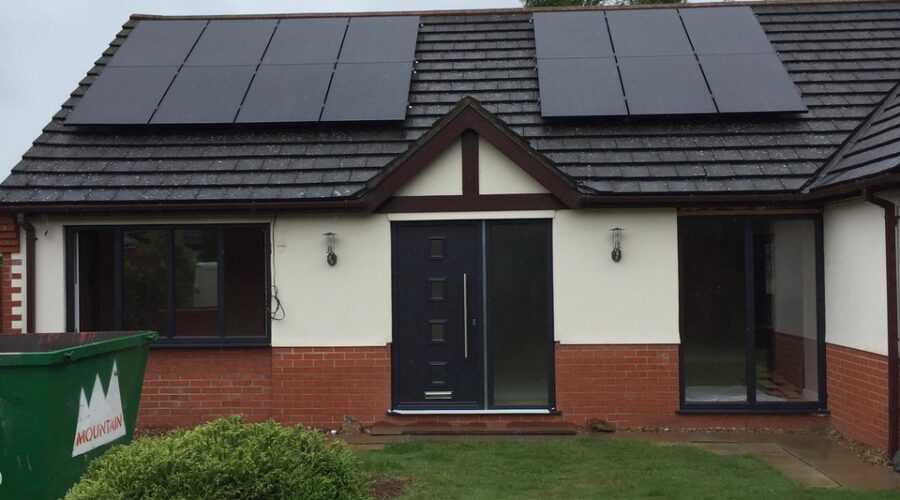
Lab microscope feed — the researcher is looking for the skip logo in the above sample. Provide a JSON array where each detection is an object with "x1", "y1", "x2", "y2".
[{"x1": 72, "y1": 361, "x2": 126, "y2": 457}]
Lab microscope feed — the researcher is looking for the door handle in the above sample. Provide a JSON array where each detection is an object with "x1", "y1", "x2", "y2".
[{"x1": 463, "y1": 273, "x2": 468, "y2": 359}]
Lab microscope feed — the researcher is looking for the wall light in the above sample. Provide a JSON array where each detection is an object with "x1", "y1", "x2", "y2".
[
  {"x1": 610, "y1": 228, "x2": 624, "y2": 263},
  {"x1": 323, "y1": 232, "x2": 338, "y2": 266}
]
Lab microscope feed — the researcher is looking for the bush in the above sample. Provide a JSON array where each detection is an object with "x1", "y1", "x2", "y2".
[{"x1": 66, "y1": 416, "x2": 370, "y2": 500}]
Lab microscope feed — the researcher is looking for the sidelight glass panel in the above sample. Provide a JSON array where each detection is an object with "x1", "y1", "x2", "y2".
[
  {"x1": 224, "y1": 226, "x2": 267, "y2": 337},
  {"x1": 173, "y1": 229, "x2": 219, "y2": 336},
  {"x1": 487, "y1": 222, "x2": 551, "y2": 407},
  {"x1": 753, "y1": 220, "x2": 819, "y2": 402},
  {"x1": 680, "y1": 217, "x2": 748, "y2": 403},
  {"x1": 122, "y1": 229, "x2": 167, "y2": 335}
]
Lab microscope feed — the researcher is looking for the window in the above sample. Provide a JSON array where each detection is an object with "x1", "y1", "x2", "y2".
[
  {"x1": 68, "y1": 225, "x2": 269, "y2": 345},
  {"x1": 678, "y1": 215, "x2": 824, "y2": 410}
]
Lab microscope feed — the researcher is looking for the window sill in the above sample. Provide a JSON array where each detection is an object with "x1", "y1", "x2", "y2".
[
  {"x1": 388, "y1": 408, "x2": 559, "y2": 416},
  {"x1": 678, "y1": 407, "x2": 829, "y2": 416}
]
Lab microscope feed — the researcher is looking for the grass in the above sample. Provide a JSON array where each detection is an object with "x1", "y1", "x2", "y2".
[{"x1": 357, "y1": 438, "x2": 897, "y2": 499}]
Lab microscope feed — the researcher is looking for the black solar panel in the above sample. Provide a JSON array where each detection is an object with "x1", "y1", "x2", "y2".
[
  {"x1": 619, "y1": 56, "x2": 716, "y2": 115},
  {"x1": 185, "y1": 20, "x2": 277, "y2": 66},
  {"x1": 65, "y1": 15, "x2": 419, "y2": 124},
  {"x1": 338, "y1": 16, "x2": 420, "y2": 63},
  {"x1": 680, "y1": 7, "x2": 773, "y2": 55},
  {"x1": 321, "y1": 62, "x2": 414, "y2": 121},
  {"x1": 108, "y1": 20, "x2": 206, "y2": 67},
  {"x1": 533, "y1": 6, "x2": 805, "y2": 118},
  {"x1": 533, "y1": 11, "x2": 612, "y2": 59},
  {"x1": 151, "y1": 66, "x2": 256, "y2": 124},
  {"x1": 263, "y1": 18, "x2": 348, "y2": 65},
  {"x1": 537, "y1": 58, "x2": 627, "y2": 118},
  {"x1": 700, "y1": 54, "x2": 807, "y2": 113},
  {"x1": 607, "y1": 9, "x2": 693, "y2": 57},
  {"x1": 66, "y1": 67, "x2": 177, "y2": 124},
  {"x1": 236, "y1": 64, "x2": 334, "y2": 123}
]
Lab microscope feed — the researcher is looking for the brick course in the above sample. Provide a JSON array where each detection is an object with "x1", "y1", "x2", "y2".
[
  {"x1": 137, "y1": 343, "x2": 830, "y2": 434},
  {"x1": 826, "y1": 343, "x2": 889, "y2": 448}
]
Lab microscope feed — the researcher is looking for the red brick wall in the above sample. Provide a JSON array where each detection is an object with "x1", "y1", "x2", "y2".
[
  {"x1": 772, "y1": 332, "x2": 805, "y2": 389},
  {"x1": 137, "y1": 347, "x2": 272, "y2": 429},
  {"x1": 0, "y1": 215, "x2": 21, "y2": 334},
  {"x1": 826, "y1": 343, "x2": 889, "y2": 447},
  {"x1": 137, "y1": 343, "x2": 829, "y2": 434},
  {"x1": 271, "y1": 346, "x2": 391, "y2": 429}
]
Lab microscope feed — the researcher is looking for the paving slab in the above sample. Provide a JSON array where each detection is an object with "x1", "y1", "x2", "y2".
[{"x1": 609, "y1": 431, "x2": 900, "y2": 490}]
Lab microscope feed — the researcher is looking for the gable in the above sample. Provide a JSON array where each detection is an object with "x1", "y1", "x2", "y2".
[{"x1": 394, "y1": 140, "x2": 462, "y2": 197}]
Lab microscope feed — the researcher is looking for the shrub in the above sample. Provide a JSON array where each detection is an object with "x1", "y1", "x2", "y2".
[{"x1": 66, "y1": 416, "x2": 370, "y2": 500}]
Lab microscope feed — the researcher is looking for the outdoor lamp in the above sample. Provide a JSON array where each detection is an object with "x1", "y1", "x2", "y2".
[
  {"x1": 610, "y1": 227, "x2": 624, "y2": 263},
  {"x1": 324, "y1": 232, "x2": 338, "y2": 266}
]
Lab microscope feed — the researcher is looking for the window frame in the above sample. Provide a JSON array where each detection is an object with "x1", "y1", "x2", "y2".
[
  {"x1": 65, "y1": 223, "x2": 271, "y2": 347},
  {"x1": 677, "y1": 213, "x2": 827, "y2": 413}
]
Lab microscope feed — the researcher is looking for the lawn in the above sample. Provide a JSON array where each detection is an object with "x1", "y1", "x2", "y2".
[{"x1": 357, "y1": 438, "x2": 897, "y2": 499}]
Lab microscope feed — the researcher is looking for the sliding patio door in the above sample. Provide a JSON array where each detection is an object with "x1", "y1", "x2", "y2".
[
  {"x1": 679, "y1": 215, "x2": 825, "y2": 410},
  {"x1": 391, "y1": 220, "x2": 554, "y2": 411}
]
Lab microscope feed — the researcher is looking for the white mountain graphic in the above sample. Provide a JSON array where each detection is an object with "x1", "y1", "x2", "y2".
[{"x1": 71, "y1": 360, "x2": 127, "y2": 457}]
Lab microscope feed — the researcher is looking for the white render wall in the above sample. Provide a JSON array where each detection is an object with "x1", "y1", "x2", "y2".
[
  {"x1": 823, "y1": 197, "x2": 889, "y2": 355},
  {"x1": 28, "y1": 207, "x2": 681, "y2": 346}
]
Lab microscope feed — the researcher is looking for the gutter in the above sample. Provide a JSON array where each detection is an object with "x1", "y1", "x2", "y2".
[
  {"x1": 15, "y1": 214, "x2": 35, "y2": 334},
  {"x1": 865, "y1": 190, "x2": 899, "y2": 459}
]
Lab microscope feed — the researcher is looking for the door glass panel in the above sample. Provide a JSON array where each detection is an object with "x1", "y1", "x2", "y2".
[
  {"x1": 680, "y1": 217, "x2": 748, "y2": 403},
  {"x1": 430, "y1": 321, "x2": 446, "y2": 343},
  {"x1": 122, "y1": 229, "x2": 167, "y2": 335},
  {"x1": 429, "y1": 279, "x2": 445, "y2": 300},
  {"x1": 173, "y1": 229, "x2": 218, "y2": 337},
  {"x1": 487, "y1": 222, "x2": 551, "y2": 407},
  {"x1": 753, "y1": 220, "x2": 819, "y2": 402},
  {"x1": 224, "y1": 227, "x2": 267, "y2": 337}
]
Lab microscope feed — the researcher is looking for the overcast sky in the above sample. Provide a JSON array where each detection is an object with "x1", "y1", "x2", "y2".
[{"x1": 0, "y1": 0, "x2": 521, "y2": 180}]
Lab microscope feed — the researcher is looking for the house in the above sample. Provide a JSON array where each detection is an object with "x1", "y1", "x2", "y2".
[{"x1": 1, "y1": 0, "x2": 899, "y2": 456}]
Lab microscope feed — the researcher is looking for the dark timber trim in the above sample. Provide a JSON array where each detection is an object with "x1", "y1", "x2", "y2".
[
  {"x1": 378, "y1": 194, "x2": 565, "y2": 213},
  {"x1": 462, "y1": 129, "x2": 479, "y2": 197}
]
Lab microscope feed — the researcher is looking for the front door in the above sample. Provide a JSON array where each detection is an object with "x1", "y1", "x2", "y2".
[
  {"x1": 392, "y1": 222, "x2": 483, "y2": 409},
  {"x1": 391, "y1": 220, "x2": 555, "y2": 411}
]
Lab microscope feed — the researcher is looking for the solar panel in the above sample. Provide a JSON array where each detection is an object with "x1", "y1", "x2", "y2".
[
  {"x1": 699, "y1": 53, "x2": 807, "y2": 113},
  {"x1": 607, "y1": 9, "x2": 693, "y2": 57},
  {"x1": 263, "y1": 18, "x2": 348, "y2": 64},
  {"x1": 679, "y1": 7, "x2": 773, "y2": 55},
  {"x1": 537, "y1": 58, "x2": 627, "y2": 118},
  {"x1": 66, "y1": 67, "x2": 177, "y2": 124},
  {"x1": 109, "y1": 20, "x2": 206, "y2": 67},
  {"x1": 236, "y1": 64, "x2": 334, "y2": 123},
  {"x1": 321, "y1": 62, "x2": 413, "y2": 121},
  {"x1": 338, "y1": 16, "x2": 420, "y2": 63},
  {"x1": 533, "y1": 11, "x2": 612, "y2": 59},
  {"x1": 151, "y1": 66, "x2": 256, "y2": 124},
  {"x1": 618, "y1": 56, "x2": 716, "y2": 115},
  {"x1": 185, "y1": 20, "x2": 277, "y2": 66}
]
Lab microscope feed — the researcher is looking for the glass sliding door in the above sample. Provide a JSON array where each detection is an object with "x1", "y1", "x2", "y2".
[{"x1": 679, "y1": 215, "x2": 825, "y2": 410}]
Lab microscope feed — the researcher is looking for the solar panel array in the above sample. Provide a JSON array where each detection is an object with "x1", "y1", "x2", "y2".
[
  {"x1": 533, "y1": 7, "x2": 807, "y2": 118},
  {"x1": 66, "y1": 16, "x2": 420, "y2": 125}
]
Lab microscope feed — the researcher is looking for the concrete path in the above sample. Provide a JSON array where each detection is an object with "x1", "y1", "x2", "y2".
[{"x1": 610, "y1": 431, "x2": 900, "y2": 490}]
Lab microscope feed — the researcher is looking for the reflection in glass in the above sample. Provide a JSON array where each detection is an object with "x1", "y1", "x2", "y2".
[
  {"x1": 224, "y1": 227, "x2": 267, "y2": 337},
  {"x1": 173, "y1": 229, "x2": 218, "y2": 336},
  {"x1": 122, "y1": 230, "x2": 167, "y2": 335}
]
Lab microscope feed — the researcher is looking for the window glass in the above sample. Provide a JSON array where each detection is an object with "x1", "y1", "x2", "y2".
[
  {"x1": 122, "y1": 229, "x2": 167, "y2": 335},
  {"x1": 173, "y1": 229, "x2": 219, "y2": 337},
  {"x1": 76, "y1": 229, "x2": 116, "y2": 331},
  {"x1": 680, "y1": 217, "x2": 748, "y2": 403},
  {"x1": 224, "y1": 227, "x2": 267, "y2": 337},
  {"x1": 754, "y1": 220, "x2": 819, "y2": 402}
]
